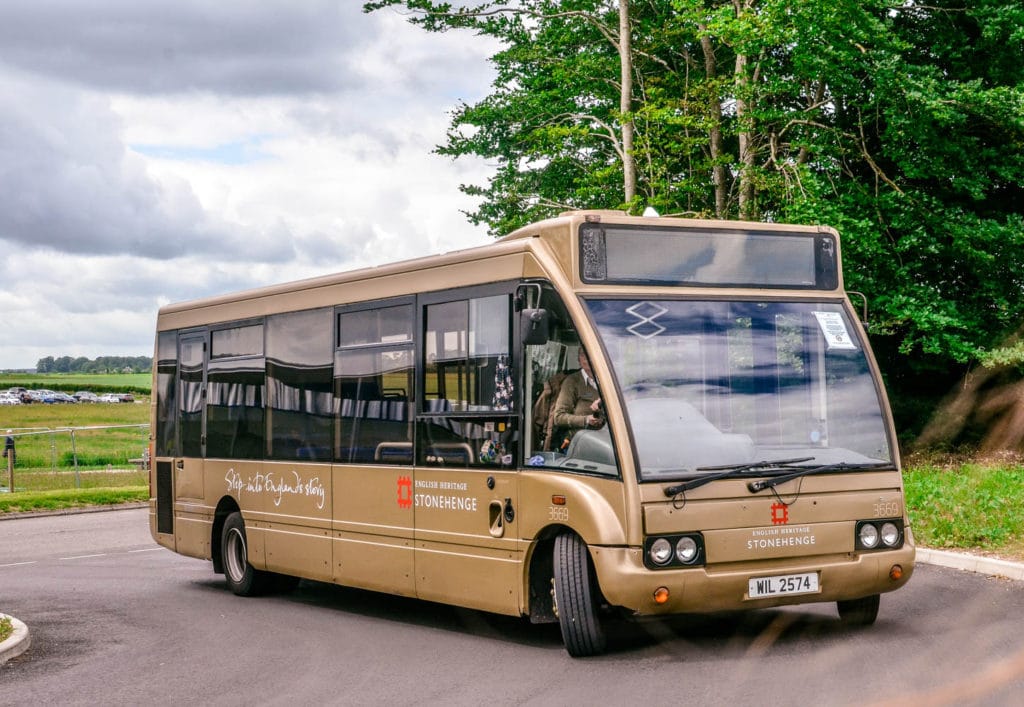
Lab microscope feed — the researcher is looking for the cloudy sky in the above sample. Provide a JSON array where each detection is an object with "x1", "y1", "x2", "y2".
[{"x1": 0, "y1": 1, "x2": 498, "y2": 370}]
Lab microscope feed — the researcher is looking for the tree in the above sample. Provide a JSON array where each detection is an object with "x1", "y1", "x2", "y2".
[
  {"x1": 33, "y1": 355, "x2": 153, "y2": 374},
  {"x1": 367, "y1": 0, "x2": 1024, "y2": 437},
  {"x1": 365, "y1": 0, "x2": 645, "y2": 231}
]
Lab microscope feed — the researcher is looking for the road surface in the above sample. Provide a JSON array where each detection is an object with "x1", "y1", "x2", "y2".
[{"x1": 2, "y1": 508, "x2": 1023, "y2": 705}]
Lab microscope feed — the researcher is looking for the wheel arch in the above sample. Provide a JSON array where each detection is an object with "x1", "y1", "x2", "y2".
[
  {"x1": 211, "y1": 495, "x2": 240, "y2": 575},
  {"x1": 525, "y1": 523, "x2": 607, "y2": 624}
]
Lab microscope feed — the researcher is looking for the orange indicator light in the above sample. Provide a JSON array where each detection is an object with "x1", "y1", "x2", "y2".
[
  {"x1": 551, "y1": 495, "x2": 566, "y2": 506},
  {"x1": 889, "y1": 564, "x2": 903, "y2": 581},
  {"x1": 654, "y1": 587, "x2": 670, "y2": 604}
]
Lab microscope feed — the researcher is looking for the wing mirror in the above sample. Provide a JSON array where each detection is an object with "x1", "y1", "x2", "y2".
[{"x1": 521, "y1": 308, "x2": 550, "y2": 345}]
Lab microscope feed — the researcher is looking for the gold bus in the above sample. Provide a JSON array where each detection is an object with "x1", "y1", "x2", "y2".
[{"x1": 149, "y1": 210, "x2": 914, "y2": 656}]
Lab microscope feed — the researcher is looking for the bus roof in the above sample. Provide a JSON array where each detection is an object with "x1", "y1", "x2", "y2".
[{"x1": 157, "y1": 210, "x2": 843, "y2": 329}]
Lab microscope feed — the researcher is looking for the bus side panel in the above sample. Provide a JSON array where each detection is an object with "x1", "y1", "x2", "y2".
[
  {"x1": 206, "y1": 459, "x2": 266, "y2": 567},
  {"x1": 253, "y1": 461, "x2": 333, "y2": 582},
  {"x1": 413, "y1": 467, "x2": 522, "y2": 616},
  {"x1": 331, "y1": 465, "x2": 416, "y2": 597},
  {"x1": 518, "y1": 472, "x2": 629, "y2": 548},
  {"x1": 174, "y1": 504, "x2": 214, "y2": 561}
]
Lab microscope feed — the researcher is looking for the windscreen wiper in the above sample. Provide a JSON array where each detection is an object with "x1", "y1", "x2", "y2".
[
  {"x1": 663, "y1": 457, "x2": 815, "y2": 497},
  {"x1": 747, "y1": 461, "x2": 893, "y2": 494}
]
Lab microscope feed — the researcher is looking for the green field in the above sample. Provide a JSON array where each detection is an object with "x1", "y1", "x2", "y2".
[
  {"x1": 0, "y1": 397, "x2": 150, "y2": 476},
  {"x1": 0, "y1": 372, "x2": 151, "y2": 395}
]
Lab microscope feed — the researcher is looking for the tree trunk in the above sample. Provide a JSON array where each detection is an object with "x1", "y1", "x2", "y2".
[
  {"x1": 735, "y1": 51, "x2": 755, "y2": 220},
  {"x1": 619, "y1": 0, "x2": 636, "y2": 205},
  {"x1": 699, "y1": 31, "x2": 726, "y2": 219}
]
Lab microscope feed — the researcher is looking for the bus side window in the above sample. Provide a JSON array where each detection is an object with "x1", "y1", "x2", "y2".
[
  {"x1": 419, "y1": 292, "x2": 517, "y2": 468},
  {"x1": 334, "y1": 302, "x2": 415, "y2": 465},
  {"x1": 265, "y1": 308, "x2": 333, "y2": 461}
]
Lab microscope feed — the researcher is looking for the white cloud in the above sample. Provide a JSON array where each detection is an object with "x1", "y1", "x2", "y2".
[{"x1": 0, "y1": 2, "x2": 500, "y2": 369}]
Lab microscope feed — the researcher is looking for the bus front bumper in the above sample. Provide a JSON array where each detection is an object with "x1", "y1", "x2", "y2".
[{"x1": 589, "y1": 543, "x2": 915, "y2": 616}]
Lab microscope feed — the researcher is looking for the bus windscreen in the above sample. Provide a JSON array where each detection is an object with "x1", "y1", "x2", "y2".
[{"x1": 587, "y1": 298, "x2": 891, "y2": 481}]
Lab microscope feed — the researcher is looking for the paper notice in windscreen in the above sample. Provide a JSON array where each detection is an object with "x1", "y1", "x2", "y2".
[{"x1": 813, "y1": 311, "x2": 857, "y2": 350}]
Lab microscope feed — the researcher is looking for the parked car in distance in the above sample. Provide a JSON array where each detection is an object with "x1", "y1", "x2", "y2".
[
  {"x1": 0, "y1": 392, "x2": 22, "y2": 405},
  {"x1": 98, "y1": 393, "x2": 121, "y2": 403},
  {"x1": 6, "y1": 387, "x2": 31, "y2": 403},
  {"x1": 74, "y1": 391, "x2": 100, "y2": 403},
  {"x1": 29, "y1": 389, "x2": 57, "y2": 404},
  {"x1": 52, "y1": 392, "x2": 78, "y2": 403}
]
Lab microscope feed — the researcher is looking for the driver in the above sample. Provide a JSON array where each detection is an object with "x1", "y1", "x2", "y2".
[{"x1": 551, "y1": 348, "x2": 604, "y2": 449}]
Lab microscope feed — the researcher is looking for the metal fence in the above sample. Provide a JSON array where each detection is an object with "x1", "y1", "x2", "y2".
[{"x1": 3, "y1": 424, "x2": 150, "y2": 492}]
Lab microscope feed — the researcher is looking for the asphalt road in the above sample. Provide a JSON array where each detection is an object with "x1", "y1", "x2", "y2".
[{"x1": 2, "y1": 508, "x2": 1023, "y2": 706}]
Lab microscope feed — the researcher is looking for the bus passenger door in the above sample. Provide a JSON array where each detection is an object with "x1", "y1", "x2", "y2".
[
  {"x1": 174, "y1": 330, "x2": 210, "y2": 555},
  {"x1": 414, "y1": 289, "x2": 523, "y2": 615}
]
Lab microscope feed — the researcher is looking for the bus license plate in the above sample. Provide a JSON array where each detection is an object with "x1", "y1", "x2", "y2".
[{"x1": 748, "y1": 572, "x2": 819, "y2": 599}]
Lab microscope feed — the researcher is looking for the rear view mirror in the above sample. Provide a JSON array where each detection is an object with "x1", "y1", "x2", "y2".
[{"x1": 521, "y1": 308, "x2": 550, "y2": 345}]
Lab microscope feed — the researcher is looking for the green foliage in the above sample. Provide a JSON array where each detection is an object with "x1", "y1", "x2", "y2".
[
  {"x1": 366, "y1": 0, "x2": 1024, "y2": 427},
  {"x1": 35, "y1": 355, "x2": 151, "y2": 374},
  {"x1": 904, "y1": 462, "x2": 1024, "y2": 556},
  {"x1": 0, "y1": 616, "x2": 12, "y2": 643}
]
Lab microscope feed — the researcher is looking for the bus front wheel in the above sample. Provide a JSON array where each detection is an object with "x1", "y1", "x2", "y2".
[
  {"x1": 222, "y1": 511, "x2": 271, "y2": 596},
  {"x1": 553, "y1": 532, "x2": 606, "y2": 657},
  {"x1": 837, "y1": 594, "x2": 880, "y2": 627}
]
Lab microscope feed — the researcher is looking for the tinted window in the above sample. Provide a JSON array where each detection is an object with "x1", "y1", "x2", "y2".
[
  {"x1": 420, "y1": 293, "x2": 517, "y2": 468},
  {"x1": 206, "y1": 355, "x2": 265, "y2": 459},
  {"x1": 338, "y1": 305, "x2": 413, "y2": 347},
  {"x1": 266, "y1": 308, "x2": 333, "y2": 461},
  {"x1": 178, "y1": 334, "x2": 205, "y2": 458},
  {"x1": 424, "y1": 295, "x2": 512, "y2": 412},
  {"x1": 335, "y1": 304, "x2": 415, "y2": 465},
  {"x1": 212, "y1": 324, "x2": 263, "y2": 358},
  {"x1": 155, "y1": 331, "x2": 177, "y2": 457}
]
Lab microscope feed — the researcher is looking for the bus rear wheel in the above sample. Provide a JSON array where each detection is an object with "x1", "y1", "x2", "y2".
[
  {"x1": 222, "y1": 511, "x2": 271, "y2": 596},
  {"x1": 837, "y1": 594, "x2": 880, "y2": 627},
  {"x1": 553, "y1": 532, "x2": 606, "y2": 657}
]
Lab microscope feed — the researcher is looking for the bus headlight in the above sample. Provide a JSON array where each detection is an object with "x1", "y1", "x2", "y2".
[
  {"x1": 676, "y1": 536, "x2": 698, "y2": 564},
  {"x1": 858, "y1": 523, "x2": 879, "y2": 549},
  {"x1": 649, "y1": 538, "x2": 673, "y2": 566},
  {"x1": 855, "y1": 519, "x2": 904, "y2": 551},
  {"x1": 643, "y1": 533, "x2": 705, "y2": 569},
  {"x1": 880, "y1": 522, "x2": 901, "y2": 547}
]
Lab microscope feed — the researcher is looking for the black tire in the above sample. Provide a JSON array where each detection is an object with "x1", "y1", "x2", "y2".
[
  {"x1": 222, "y1": 511, "x2": 271, "y2": 596},
  {"x1": 553, "y1": 533, "x2": 606, "y2": 656},
  {"x1": 837, "y1": 594, "x2": 880, "y2": 627}
]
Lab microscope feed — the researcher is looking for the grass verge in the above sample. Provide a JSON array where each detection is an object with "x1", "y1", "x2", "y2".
[
  {"x1": 0, "y1": 487, "x2": 148, "y2": 514},
  {"x1": 0, "y1": 615, "x2": 12, "y2": 643},
  {"x1": 904, "y1": 460, "x2": 1024, "y2": 561}
]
